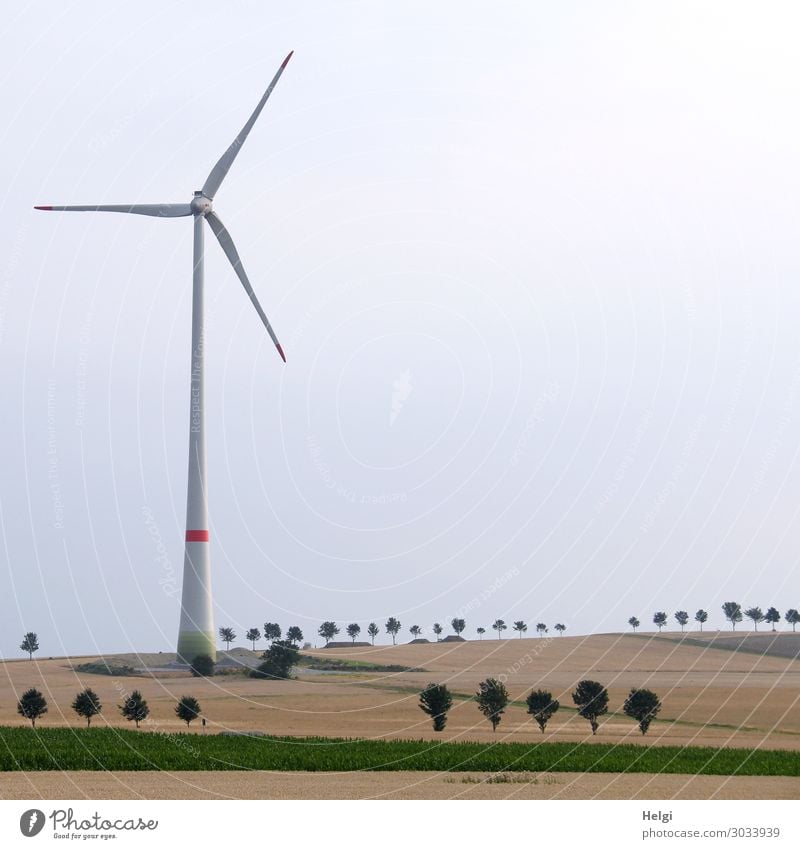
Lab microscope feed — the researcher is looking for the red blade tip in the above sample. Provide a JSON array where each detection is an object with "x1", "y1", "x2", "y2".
[
  {"x1": 281, "y1": 51, "x2": 294, "y2": 69},
  {"x1": 276, "y1": 343, "x2": 286, "y2": 363},
  {"x1": 34, "y1": 206, "x2": 53, "y2": 210}
]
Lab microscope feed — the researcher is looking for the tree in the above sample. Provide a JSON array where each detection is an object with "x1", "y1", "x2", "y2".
[
  {"x1": 451, "y1": 618, "x2": 466, "y2": 636},
  {"x1": 419, "y1": 683, "x2": 453, "y2": 732},
  {"x1": 628, "y1": 616, "x2": 640, "y2": 632},
  {"x1": 318, "y1": 621, "x2": 340, "y2": 646},
  {"x1": 536, "y1": 623, "x2": 548, "y2": 637},
  {"x1": 744, "y1": 607, "x2": 764, "y2": 631},
  {"x1": 475, "y1": 677, "x2": 509, "y2": 732},
  {"x1": 20, "y1": 632, "x2": 39, "y2": 660},
  {"x1": 287, "y1": 626, "x2": 304, "y2": 646},
  {"x1": 385, "y1": 617, "x2": 401, "y2": 645},
  {"x1": 786, "y1": 609, "x2": 800, "y2": 632},
  {"x1": 218, "y1": 627, "x2": 236, "y2": 650},
  {"x1": 476, "y1": 627, "x2": 486, "y2": 640},
  {"x1": 175, "y1": 695, "x2": 201, "y2": 728},
  {"x1": 695, "y1": 609, "x2": 708, "y2": 631},
  {"x1": 367, "y1": 622, "x2": 379, "y2": 645},
  {"x1": 526, "y1": 689, "x2": 560, "y2": 733},
  {"x1": 17, "y1": 688, "x2": 47, "y2": 727},
  {"x1": 554, "y1": 623, "x2": 566, "y2": 635},
  {"x1": 722, "y1": 601, "x2": 742, "y2": 630},
  {"x1": 71, "y1": 688, "x2": 102, "y2": 727},
  {"x1": 512, "y1": 620, "x2": 527, "y2": 638},
  {"x1": 492, "y1": 619, "x2": 507, "y2": 639},
  {"x1": 409, "y1": 625, "x2": 422, "y2": 639},
  {"x1": 346, "y1": 623, "x2": 362, "y2": 643},
  {"x1": 119, "y1": 690, "x2": 149, "y2": 728},
  {"x1": 572, "y1": 679, "x2": 609, "y2": 735},
  {"x1": 653, "y1": 612, "x2": 667, "y2": 632},
  {"x1": 263, "y1": 622, "x2": 282, "y2": 643},
  {"x1": 190, "y1": 654, "x2": 214, "y2": 677},
  {"x1": 765, "y1": 607, "x2": 781, "y2": 632},
  {"x1": 674, "y1": 611, "x2": 689, "y2": 632},
  {"x1": 245, "y1": 628, "x2": 262, "y2": 650},
  {"x1": 623, "y1": 688, "x2": 661, "y2": 735},
  {"x1": 432, "y1": 623, "x2": 443, "y2": 641},
  {"x1": 250, "y1": 640, "x2": 299, "y2": 679}
]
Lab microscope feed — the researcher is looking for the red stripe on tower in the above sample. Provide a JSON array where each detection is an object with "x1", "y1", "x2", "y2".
[{"x1": 185, "y1": 530, "x2": 209, "y2": 542}]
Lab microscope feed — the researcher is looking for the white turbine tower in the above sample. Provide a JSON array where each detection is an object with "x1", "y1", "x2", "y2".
[{"x1": 35, "y1": 51, "x2": 294, "y2": 662}]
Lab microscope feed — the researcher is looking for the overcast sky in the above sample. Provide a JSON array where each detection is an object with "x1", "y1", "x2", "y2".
[{"x1": 3, "y1": 1, "x2": 800, "y2": 657}]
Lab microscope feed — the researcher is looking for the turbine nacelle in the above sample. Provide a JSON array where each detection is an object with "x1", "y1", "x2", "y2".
[{"x1": 190, "y1": 192, "x2": 213, "y2": 216}]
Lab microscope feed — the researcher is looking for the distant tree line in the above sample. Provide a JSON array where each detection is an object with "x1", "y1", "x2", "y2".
[
  {"x1": 19, "y1": 596, "x2": 798, "y2": 670},
  {"x1": 209, "y1": 618, "x2": 568, "y2": 650},
  {"x1": 629, "y1": 603, "x2": 799, "y2": 633},
  {"x1": 294, "y1": 618, "x2": 567, "y2": 647},
  {"x1": 214, "y1": 623, "x2": 306, "y2": 653}
]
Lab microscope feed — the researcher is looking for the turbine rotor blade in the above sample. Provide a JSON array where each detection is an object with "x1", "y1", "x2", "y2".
[
  {"x1": 205, "y1": 211, "x2": 285, "y2": 362},
  {"x1": 201, "y1": 51, "x2": 293, "y2": 200},
  {"x1": 34, "y1": 204, "x2": 192, "y2": 218}
]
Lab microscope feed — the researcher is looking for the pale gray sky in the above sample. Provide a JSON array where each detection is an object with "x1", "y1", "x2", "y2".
[{"x1": 2, "y1": 1, "x2": 800, "y2": 656}]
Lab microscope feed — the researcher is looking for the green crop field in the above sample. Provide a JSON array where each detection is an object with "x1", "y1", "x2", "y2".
[{"x1": 0, "y1": 727, "x2": 798, "y2": 776}]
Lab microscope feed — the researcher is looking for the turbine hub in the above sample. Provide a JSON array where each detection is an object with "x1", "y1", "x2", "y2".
[{"x1": 190, "y1": 192, "x2": 212, "y2": 215}]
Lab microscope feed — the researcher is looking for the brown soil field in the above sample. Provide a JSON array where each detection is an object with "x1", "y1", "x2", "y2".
[
  {"x1": 2, "y1": 770, "x2": 798, "y2": 800},
  {"x1": 2, "y1": 633, "x2": 799, "y2": 798},
  {"x1": 655, "y1": 631, "x2": 800, "y2": 660}
]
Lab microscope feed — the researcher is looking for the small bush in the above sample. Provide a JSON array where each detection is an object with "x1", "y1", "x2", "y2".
[
  {"x1": 249, "y1": 640, "x2": 299, "y2": 679},
  {"x1": 74, "y1": 661, "x2": 138, "y2": 677},
  {"x1": 190, "y1": 654, "x2": 215, "y2": 677}
]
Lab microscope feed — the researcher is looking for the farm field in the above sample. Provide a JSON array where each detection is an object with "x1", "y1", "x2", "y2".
[
  {"x1": 1, "y1": 727, "x2": 799, "y2": 775},
  {"x1": 1, "y1": 633, "x2": 799, "y2": 798},
  {"x1": 2, "y1": 770, "x2": 798, "y2": 801},
  {"x1": 2, "y1": 633, "x2": 798, "y2": 746}
]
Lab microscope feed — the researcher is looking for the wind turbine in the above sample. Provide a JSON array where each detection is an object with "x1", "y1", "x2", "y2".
[{"x1": 35, "y1": 51, "x2": 294, "y2": 663}]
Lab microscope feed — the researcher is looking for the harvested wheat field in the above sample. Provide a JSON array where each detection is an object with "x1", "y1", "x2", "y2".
[
  {"x1": 1, "y1": 770, "x2": 798, "y2": 800},
  {"x1": 1, "y1": 633, "x2": 799, "y2": 798}
]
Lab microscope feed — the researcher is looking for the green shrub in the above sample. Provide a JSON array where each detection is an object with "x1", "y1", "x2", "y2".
[
  {"x1": 74, "y1": 661, "x2": 138, "y2": 677},
  {"x1": 250, "y1": 640, "x2": 299, "y2": 679},
  {"x1": 190, "y1": 654, "x2": 215, "y2": 677}
]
